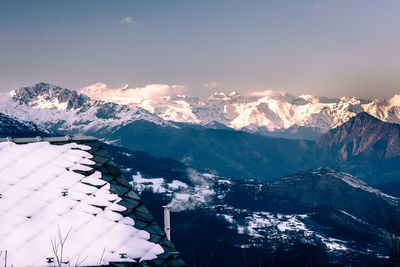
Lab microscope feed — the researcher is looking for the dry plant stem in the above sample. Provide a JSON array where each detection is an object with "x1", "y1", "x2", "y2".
[
  {"x1": 51, "y1": 225, "x2": 72, "y2": 267},
  {"x1": 97, "y1": 248, "x2": 106, "y2": 266},
  {"x1": 73, "y1": 254, "x2": 88, "y2": 267}
]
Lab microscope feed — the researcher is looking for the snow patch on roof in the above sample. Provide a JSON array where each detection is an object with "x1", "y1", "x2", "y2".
[{"x1": 0, "y1": 142, "x2": 163, "y2": 266}]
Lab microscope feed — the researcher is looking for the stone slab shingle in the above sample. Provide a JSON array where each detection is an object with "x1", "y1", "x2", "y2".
[{"x1": 0, "y1": 136, "x2": 186, "y2": 267}]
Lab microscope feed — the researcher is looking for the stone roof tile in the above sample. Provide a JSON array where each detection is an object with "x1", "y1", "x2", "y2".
[{"x1": 0, "y1": 136, "x2": 186, "y2": 267}]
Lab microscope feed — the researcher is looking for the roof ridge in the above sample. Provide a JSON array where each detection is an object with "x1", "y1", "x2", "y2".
[{"x1": 0, "y1": 135, "x2": 97, "y2": 143}]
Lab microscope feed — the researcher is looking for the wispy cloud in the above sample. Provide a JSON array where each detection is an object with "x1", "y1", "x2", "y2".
[
  {"x1": 203, "y1": 81, "x2": 218, "y2": 88},
  {"x1": 120, "y1": 16, "x2": 134, "y2": 24},
  {"x1": 388, "y1": 94, "x2": 400, "y2": 107},
  {"x1": 248, "y1": 89, "x2": 287, "y2": 97},
  {"x1": 80, "y1": 82, "x2": 187, "y2": 104}
]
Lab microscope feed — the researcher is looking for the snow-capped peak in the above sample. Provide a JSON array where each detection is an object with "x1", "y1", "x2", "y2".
[
  {"x1": 208, "y1": 92, "x2": 231, "y2": 100},
  {"x1": 1, "y1": 83, "x2": 175, "y2": 135},
  {"x1": 299, "y1": 94, "x2": 319, "y2": 104},
  {"x1": 2, "y1": 82, "x2": 400, "y2": 139},
  {"x1": 11, "y1": 82, "x2": 90, "y2": 110}
]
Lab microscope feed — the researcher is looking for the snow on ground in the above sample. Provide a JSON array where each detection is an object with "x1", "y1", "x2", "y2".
[
  {"x1": 132, "y1": 174, "x2": 166, "y2": 193},
  {"x1": 338, "y1": 210, "x2": 370, "y2": 225},
  {"x1": 219, "y1": 211, "x2": 349, "y2": 252},
  {"x1": 130, "y1": 169, "x2": 352, "y2": 253},
  {"x1": 0, "y1": 142, "x2": 163, "y2": 266},
  {"x1": 217, "y1": 179, "x2": 231, "y2": 184},
  {"x1": 318, "y1": 168, "x2": 399, "y2": 204},
  {"x1": 168, "y1": 180, "x2": 189, "y2": 190},
  {"x1": 233, "y1": 212, "x2": 310, "y2": 240},
  {"x1": 130, "y1": 172, "x2": 216, "y2": 212},
  {"x1": 218, "y1": 214, "x2": 235, "y2": 224},
  {"x1": 321, "y1": 237, "x2": 348, "y2": 251}
]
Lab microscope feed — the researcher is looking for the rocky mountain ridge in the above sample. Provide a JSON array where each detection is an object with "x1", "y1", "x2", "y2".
[
  {"x1": 1, "y1": 83, "x2": 172, "y2": 135},
  {"x1": 103, "y1": 112, "x2": 400, "y2": 184},
  {"x1": 0, "y1": 94, "x2": 398, "y2": 266},
  {"x1": 11, "y1": 83, "x2": 90, "y2": 109},
  {"x1": 0, "y1": 112, "x2": 52, "y2": 138},
  {"x1": 2, "y1": 84, "x2": 399, "y2": 184},
  {"x1": 4, "y1": 82, "x2": 400, "y2": 139},
  {"x1": 316, "y1": 112, "x2": 400, "y2": 160},
  {"x1": 106, "y1": 143, "x2": 398, "y2": 266}
]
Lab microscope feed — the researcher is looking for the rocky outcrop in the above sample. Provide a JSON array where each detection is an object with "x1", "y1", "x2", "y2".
[
  {"x1": 316, "y1": 112, "x2": 400, "y2": 160},
  {"x1": 12, "y1": 82, "x2": 90, "y2": 109}
]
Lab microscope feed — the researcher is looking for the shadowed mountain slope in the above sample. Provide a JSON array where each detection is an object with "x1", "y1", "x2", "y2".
[
  {"x1": 0, "y1": 112, "x2": 52, "y2": 138},
  {"x1": 108, "y1": 112, "x2": 400, "y2": 184}
]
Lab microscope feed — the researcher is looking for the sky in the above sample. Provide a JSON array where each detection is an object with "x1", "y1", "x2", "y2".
[{"x1": 0, "y1": 0, "x2": 400, "y2": 99}]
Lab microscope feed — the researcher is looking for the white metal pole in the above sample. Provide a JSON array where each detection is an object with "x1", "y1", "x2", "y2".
[{"x1": 163, "y1": 206, "x2": 171, "y2": 241}]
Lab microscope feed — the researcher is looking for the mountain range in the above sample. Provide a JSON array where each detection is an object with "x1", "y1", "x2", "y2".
[
  {"x1": 1, "y1": 82, "x2": 400, "y2": 139},
  {"x1": 102, "y1": 111, "x2": 400, "y2": 185},
  {"x1": 107, "y1": 144, "x2": 399, "y2": 266},
  {"x1": 1, "y1": 83, "x2": 400, "y2": 185},
  {"x1": 2, "y1": 84, "x2": 400, "y2": 265}
]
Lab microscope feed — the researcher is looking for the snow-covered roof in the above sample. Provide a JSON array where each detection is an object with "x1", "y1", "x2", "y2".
[{"x1": 0, "y1": 137, "x2": 185, "y2": 267}]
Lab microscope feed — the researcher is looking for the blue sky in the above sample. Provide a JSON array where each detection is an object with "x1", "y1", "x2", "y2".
[{"x1": 1, "y1": 0, "x2": 399, "y2": 99}]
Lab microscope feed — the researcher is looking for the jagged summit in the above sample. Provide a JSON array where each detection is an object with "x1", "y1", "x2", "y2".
[
  {"x1": 339, "y1": 112, "x2": 383, "y2": 130},
  {"x1": 2, "y1": 83, "x2": 172, "y2": 135},
  {"x1": 352, "y1": 111, "x2": 378, "y2": 120},
  {"x1": 4, "y1": 82, "x2": 400, "y2": 139},
  {"x1": 11, "y1": 82, "x2": 90, "y2": 109},
  {"x1": 316, "y1": 111, "x2": 400, "y2": 160}
]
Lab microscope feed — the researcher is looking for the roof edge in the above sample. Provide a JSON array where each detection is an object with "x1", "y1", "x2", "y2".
[{"x1": 0, "y1": 135, "x2": 98, "y2": 143}]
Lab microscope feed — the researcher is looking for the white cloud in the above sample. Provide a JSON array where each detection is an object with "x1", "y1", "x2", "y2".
[
  {"x1": 388, "y1": 94, "x2": 400, "y2": 107},
  {"x1": 80, "y1": 83, "x2": 187, "y2": 104},
  {"x1": 203, "y1": 81, "x2": 218, "y2": 88},
  {"x1": 120, "y1": 16, "x2": 134, "y2": 24},
  {"x1": 248, "y1": 89, "x2": 287, "y2": 97}
]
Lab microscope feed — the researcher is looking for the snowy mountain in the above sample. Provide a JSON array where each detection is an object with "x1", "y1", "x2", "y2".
[
  {"x1": 100, "y1": 112, "x2": 400, "y2": 184},
  {"x1": 1, "y1": 82, "x2": 400, "y2": 139},
  {"x1": 81, "y1": 83, "x2": 400, "y2": 137},
  {"x1": 2, "y1": 84, "x2": 399, "y2": 184},
  {"x1": 106, "y1": 144, "x2": 398, "y2": 266},
  {"x1": 316, "y1": 112, "x2": 400, "y2": 160},
  {"x1": 0, "y1": 83, "x2": 173, "y2": 135},
  {"x1": 314, "y1": 112, "x2": 400, "y2": 184},
  {"x1": 0, "y1": 112, "x2": 52, "y2": 138},
  {"x1": 0, "y1": 87, "x2": 398, "y2": 266}
]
